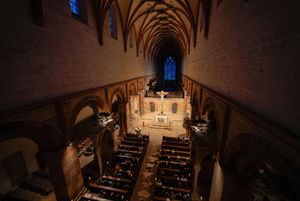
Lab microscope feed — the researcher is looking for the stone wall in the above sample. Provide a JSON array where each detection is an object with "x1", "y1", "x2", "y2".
[
  {"x1": 0, "y1": 0, "x2": 154, "y2": 111},
  {"x1": 184, "y1": 0, "x2": 300, "y2": 134}
]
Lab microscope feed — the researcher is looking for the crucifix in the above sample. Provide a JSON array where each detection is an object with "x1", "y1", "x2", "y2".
[{"x1": 156, "y1": 90, "x2": 168, "y2": 115}]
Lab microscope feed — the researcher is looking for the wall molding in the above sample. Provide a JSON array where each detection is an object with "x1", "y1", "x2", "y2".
[
  {"x1": 0, "y1": 74, "x2": 156, "y2": 120},
  {"x1": 182, "y1": 74, "x2": 300, "y2": 152}
]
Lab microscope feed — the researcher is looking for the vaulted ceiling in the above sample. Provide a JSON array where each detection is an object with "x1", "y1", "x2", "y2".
[{"x1": 97, "y1": 0, "x2": 210, "y2": 60}]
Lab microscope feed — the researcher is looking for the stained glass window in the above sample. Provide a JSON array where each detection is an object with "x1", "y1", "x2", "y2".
[
  {"x1": 70, "y1": 0, "x2": 80, "y2": 16},
  {"x1": 164, "y1": 56, "x2": 176, "y2": 80},
  {"x1": 109, "y1": 7, "x2": 114, "y2": 35},
  {"x1": 109, "y1": 5, "x2": 118, "y2": 39}
]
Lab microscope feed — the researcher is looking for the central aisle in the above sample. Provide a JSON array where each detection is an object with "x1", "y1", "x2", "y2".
[
  {"x1": 126, "y1": 105, "x2": 200, "y2": 201},
  {"x1": 129, "y1": 128, "x2": 187, "y2": 201}
]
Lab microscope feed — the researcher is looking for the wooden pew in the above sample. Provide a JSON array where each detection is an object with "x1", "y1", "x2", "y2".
[
  {"x1": 117, "y1": 148, "x2": 143, "y2": 154},
  {"x1": 159, "y1": 154, "x2": 191, "y2": 161},
  {"x1": 81, "y1": 192, "x2": 114, "y2": 201},
  {"x1": 101, "y1": 175, "x2": 132, "y2": 183},
  {"x1": 80, "y1": 133, "x2": 149, "y2": 201},
  {"x1": 121, "y1": 140, "x2": 145, "y2": 146},
  {"x1": 162, "y1": 141, "x2": 191, "y2": 147},
  {"x1": 155, "y1": 184, "x2": 192, "y2": 193},
  {"x1": 161, "y1": 144, "x2": 191, "y2": 151},
  {"x1": 156, "y1": 175, "x2": 190, "y2": 182},
  {"x1": 153, "y1": 196, "x2": 182, "y2": 201},
  {"x1": 156, "y1": 177, "x2": 192, "y2": 189},
  {"x1": 118, "y1": 144, "x2": 144, "y2": 150},
  {"x1": 162, "y1": 136, "x2": 190, "y2": 142},
  {"x1": 160, "y1": 148, "x2": 191, "y2": 155},
  {"x1": 89, "y1": 181, "x2": 128, "y2": 194},
  {"x1": 154, "y1": 136, "x2": 193, "y2": 201}
]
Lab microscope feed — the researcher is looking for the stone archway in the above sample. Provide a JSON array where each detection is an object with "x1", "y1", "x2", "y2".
[
  {"x1": 201, "y1": 97, "x2": 215, "y2": 118},
  {"x1": 0, "y1": 121, "x2": 82, "y2": 201},
  {"x1": 68, "y1": 95, "x2": 106, "y2": 192},
  {"x1": 0, "y1": 121, "x2": 63, "y2": 177},
  {"x1": 0, "y1": 137, "x2": 40, "y2": 192},
  {"x1": 109, "y1": 88, "x2": 127, "y2": 110},
  {"x1": 129, "y1": 83, "x2": 138, "y2": 96},
  {"x1": 109, "y1": 88, "x2": 127, "y2": 135},
  {"x1": 69, "y1": 95, "x2": 105, "y2": 142},
  {"x1": 221, "y1": 133, "x2": 300, "y2": 201}
]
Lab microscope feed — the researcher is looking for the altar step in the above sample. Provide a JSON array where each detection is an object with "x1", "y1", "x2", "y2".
[{"x1": 149, "y1": 123, "x2": 172, "y2": 130}]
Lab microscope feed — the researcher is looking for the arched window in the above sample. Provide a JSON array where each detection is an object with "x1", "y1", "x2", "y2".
[
  {"x1": 164, "y1": 56, "x2": 176, "y2": 80},
  {"x1": 109, "y1": 5, "x2": 118, "y2": 40},
  {"x1": 150, "y1": 102, "x2": 155, "y2": 112},
  {"x1": 172, "y1": 103, "x2": 178, "y2": 114},
  {"x1": 111, "y1": 101, "x2": 119, "y2": 113},
  {"x1": 69, "y1": 0, "x2": 80, "y2": 16},
  {"x1": 69, "y1": 0, "x2": 87, "y2": 24}
]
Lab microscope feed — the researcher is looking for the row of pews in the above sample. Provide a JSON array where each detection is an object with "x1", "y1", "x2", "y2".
[
  {"x1": 153, "y1": 136, "x2": 193, "y2": 201},
  {"x1": 79, "y1": 133, "x2": 149, "y2": 201},
  {"x1": 77, "y1": 137, "x2": 95, "y2": 157}
]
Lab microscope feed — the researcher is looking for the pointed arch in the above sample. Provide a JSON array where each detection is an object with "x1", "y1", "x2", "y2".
[{"x1": 69, "y1": 95, "x2": 105, "y2": 141}]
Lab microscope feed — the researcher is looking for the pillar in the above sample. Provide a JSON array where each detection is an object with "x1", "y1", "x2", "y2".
[
  {"x1": 95, "y1": 133, "x2": 104, "y2": 175},
  {"x1": 128, "y1": 97, "x2": 133, "y2": 130},
  {"x1": 221, "y1": 170, "x2": 254, "y2": 201},
  {"x1": 208, "y1": 161, "x2": 224, "y2": 201},
  {"x1": 118, "y1": 102, "x2": 128, "y2": 135},
  {"x1": 208, "y1": 160, "x2": 254, "y2": 201},
  {"x1": 41, "y1": 144, "x2": 83, "y2": 201},
  {"x1": 140, "y1": 90, "x2": 145, "y2": 115}
]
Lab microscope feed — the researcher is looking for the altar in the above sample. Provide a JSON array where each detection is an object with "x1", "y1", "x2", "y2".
[
  {"x1": 155, "y1": 114, "x2": 168, "y2": 123},
  {"x1": 151, "y1": 114, "x2": 171, "y2": 130}
]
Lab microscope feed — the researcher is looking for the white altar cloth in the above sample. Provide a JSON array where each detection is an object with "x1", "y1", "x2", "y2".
[{"x1": 155, "y1": 115, "x2": 168, "y2": 123}]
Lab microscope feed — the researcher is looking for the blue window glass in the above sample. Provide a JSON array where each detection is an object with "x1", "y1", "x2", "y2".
[
  {"x1": 164, "y1": 56, "x2": 176, "y2": 80},
  {"x1": 109, "y1": 7, "x2": 114, "y2": 35},
  {"x1": 109, "y1": 5, "x2": 118, "y2": 39},
  {"x1": 70, "y1": 0, "x2": 80, "y2": 16}
]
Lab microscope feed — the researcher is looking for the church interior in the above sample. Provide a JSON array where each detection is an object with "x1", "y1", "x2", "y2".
[{"x1": 0, "y1": 0, "x2": 300, "y2": 201}]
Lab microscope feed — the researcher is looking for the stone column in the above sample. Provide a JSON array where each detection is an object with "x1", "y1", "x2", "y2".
[
  {"x1": 41, "y1": 144, "x2": 83, "y2": 201},
  {"x1": 95, "y1": 132, "x2": 104, "y2": 175},
  {"x1": 220, "y1": 169, "x2": 254, "y2": 201},
  {"x1": 118, "y1": 102, "x2": 128, "y2": 136},
  {"x1": 140, "y1": 90, "x2": 145, "y2": 115},
  {"x1": 184, "y1": 91, "x2": 187, "y2": 116},
  {"x1": 193, "y1": 163, "x2": 201, "y2": 198},
  {"x1": 208, "y1": 161, "x2": 224, "y2": 201},
  {"x1": 208, "y1": 161, "x2": 254, "y2": 201},
  {"x1": 127, "y1": 98, "x2": 133, "y2": 131}
]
